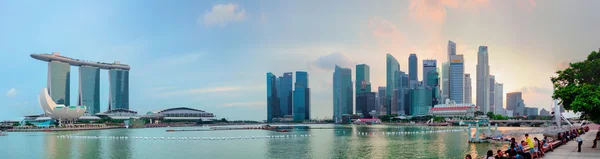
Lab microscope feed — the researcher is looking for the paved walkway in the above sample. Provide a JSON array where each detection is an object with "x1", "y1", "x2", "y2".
[{"x1": 545, "y1": 126, "x2": 600, "y2": 159}]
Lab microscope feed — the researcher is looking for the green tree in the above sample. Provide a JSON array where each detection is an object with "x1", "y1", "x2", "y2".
[
  {"x1": 552, "y1": 50, "x2": 600, "y2": 122},
  {"x1": 12, "y1": 122, "x2": 20, "y2": 126},
  {"x1": 486, "y1": 112, "x2": 495, "y2": 119},
  {"x1": 220, "y1": 118, "x2": 228, "y2": 123}
]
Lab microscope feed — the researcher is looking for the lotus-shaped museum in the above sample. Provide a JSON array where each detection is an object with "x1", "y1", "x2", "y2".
[{"x1": 38, "y1": 88, "x2": 86, "y2": 120}]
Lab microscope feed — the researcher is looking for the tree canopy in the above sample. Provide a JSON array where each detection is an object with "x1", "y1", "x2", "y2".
[{"x1": 551, "y1": 50, "x2": 600, "y2": 121}]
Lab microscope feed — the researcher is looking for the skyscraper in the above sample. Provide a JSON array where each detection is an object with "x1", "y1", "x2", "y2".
[
  {"x1": 78, "y1": 66, "x2": 100, "y2": 115},
  {"x1": 464, "y1": 74, "x2": 472, "y2": 104},
  {"x1": 488, "y1": 75, "x2": 495, "y2": 113},
  {"x1": 408, "y1": 86, "x2": 432, "y2": 116},
  {"x1": 108, "y1": 69, "x2": 129, "y2": 110},
  {"x1": 386, "y1": 54, "x2": 400, "y2": 115},
  {"x1": 399, "y1": 71, "x2": 409, "y2": 115},
  {"x1": 426, "y1": 70, "x2": 440, "y2": 106},
  {"x1": 377, "y1": 86, "x2": 386, "y2": 115},
  {"x1": 266, "y1": 72, "x2": 280, "y2": 122},
  {"x1": 449, "y1": 55, "x2": 464, "y2": 103},
  {"x1": 48, "y1": 61, "x2": 71, "y2": 106},
  {"x1": 333, "y1": 66, "x2": 353, "y2": 123},
  {"x1": 477, "y1": 46, "x2": 490, "y2": 113},
  {"x1": 448, "y1": 40, "x2": 456, "y2": 62},
  {"x1": 294, "y1": 71, "x2": 310, "y2": 121},
  {"x1": 279, "y1": 72, "x2": 293, "y2": 116},
  {"x1": 356, "y1": 92, "x2": 377, "y2": 118},
  {"x1": 422, "y1": 59, "x2": 437, "y2": 87},
  {"x1": 409, "y1": 54, "x2": 418, "y2": 82},
  {"x1": 494, "y1": 83, "x2": 504, "y2": 115},
  {"x1": 506, "y1": 92, "x2": 524, "y2": 116},
  {"x1": 356, "y1": 64, "x2": 371, "y2": 94},
  {"x1": 441, "y1": 62, "x2": 450, "y2": 103}
]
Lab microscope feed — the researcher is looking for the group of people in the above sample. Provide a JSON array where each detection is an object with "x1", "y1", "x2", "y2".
[{"x1": 466, "y1": 126, "x2": 597, "y2": 159}]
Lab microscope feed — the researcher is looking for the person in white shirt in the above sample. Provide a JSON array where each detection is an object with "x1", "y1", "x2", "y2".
[{"x1": 577, "y1": 135, "x2": 583, "y2": 152}]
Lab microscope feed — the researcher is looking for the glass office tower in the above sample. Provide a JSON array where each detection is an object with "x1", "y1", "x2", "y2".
[
  {"x1": 408, "y1": 54, "x2": 418, "y2": 82},
  {"x1": 78, "y1": 66, "x2": 100, "y2": 115},
  {"x1": 293, "y1": 71, "x2": 310, "y2": 121},
  {"x1": 333, "y1": 65, "x2": 353, "y2": 123},
  {"x1": 356, "y1": 64, "x2": 371, "y2": 94},
  {"x1": 279, "y1": 72, "x2": 293, "y2": 116},
  {"x1": 266, "y1": 72, "x2": 280, "y2": 122},
  {"x1": 109, "y1": 69, "x2": 129, "y2": 110},
  {"x1": 449, "y1": 55, "x2": 464, "y2": 103},
  {"x1": 48, "y1": 61, "x2": 70, "y2": 105},
  {"x1": 386, "y1": 54, "x2": 400, "y2": 115}
]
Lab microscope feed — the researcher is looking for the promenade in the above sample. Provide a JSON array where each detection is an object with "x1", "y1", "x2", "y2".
[{"x1": 545, "y1": 125, "x2": 600, "y2": 159}]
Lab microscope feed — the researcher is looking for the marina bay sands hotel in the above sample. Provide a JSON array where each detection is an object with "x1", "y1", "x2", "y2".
[{"x1": 31, "y1": 52, "x2": 130, "y2": 115}]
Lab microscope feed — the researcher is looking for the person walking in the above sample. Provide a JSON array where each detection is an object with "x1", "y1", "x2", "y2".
[
  {"x1": 592, "y1": 130, "x2": 599, "y2": 148},
  {"x1": 525, "y1": 134, "x2": 536, "y2": 159},
  {"x1": 576, "y1": 134, "x2": 583, "y2": 152}
]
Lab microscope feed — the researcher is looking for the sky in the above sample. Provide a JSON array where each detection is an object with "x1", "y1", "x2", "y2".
[{"x1": 1, "y1": 0, "x2": 599, "y2": 121}]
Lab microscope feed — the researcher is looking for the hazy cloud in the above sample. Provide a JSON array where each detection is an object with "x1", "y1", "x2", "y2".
[
  {"x1": 520, "y1": 86, "x2": 553, "y2": 95},
  {"x1": 202, "y1": 3, "x2": 246, "y2": 27},
  {"x1": 219, "y1": 101, "x2": 265, "y2": 109},
  {"x1": 6, "y1": 88, "x2": 17, "y2": 98},
  {"x1": 312, "y1": 52, "x2": 355, "y2": 71},
  {"x1": 158, "y1": 86, "x2": 242, "y2": 97}
]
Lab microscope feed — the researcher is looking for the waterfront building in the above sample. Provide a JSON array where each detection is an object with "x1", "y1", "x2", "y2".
[
  {"x1": 31, "y1": 52, "x2": 131, "y2": 119},
  {"x1": 294, "y1": 71, "x2": 310, "y2": 121},
  {"x1": 279, "y1": 72, "x2": 293, "y2": 116},
  {"x1": 441, "y1": 62, "x2": 450, "y2": 103},
  {"x1": 96, "y1": 109, "x2": 138, "y2": 120},
  {"x1": 448, "y1": 40, "x2": 456, "y2": 63},
  {"x1": 525, "y1": 107, "x2": 539, "y2": 116},
  {"x1": 408, "y1": 86, "x2": 432, "y2": 116},
  {"x1": 333, "y1": 66, "x2": 353, "y2": 123},
  {"x1": 145, "y1": 107, "x2": 216, "y2": 121},
  {"x1": 488, "y1": 75, "x2": 495, "y2": 114},
  {"x1": 409, "y1": 54, "x2": 418, "y2": 82},
  {"x1": 422, "y1": 59, "x2": 437, "y2": 87},
  {"x1": 464, "y1": 74, "x2": 472, "y2": 104},
  {"x1": 356, "y1": 92, "x2": 377, "y2": 118},
  {"x1": 540, "y1": 108, "x2": 550, "y2": 116},
  {"x1": 429, "y1": 103, "x2": 476, "y2": 118},
  {"x1": 78, "y1": 66, "x2": 100, "y2": 115},
  {"x1": 377, "y1": 87, "x2": 386, "y2": 115},
  {"x1": 109, "y1": 69, "x2": 129, "y2": 110},
  {"x1": 506, "y1": 92, "x2": 524, "y2": 116},
  {"x1": 494, "y1": 83, "x2": 504, "y2": 115},
  {"x1": 356, "y1": 64, "x2": 371, "y2": 94},
  {"x1": 426, "y1": 70, "x2": 440, "y2": 106},
  {"x1": 397, "y1": 71, "x2": 409, "y2": 115},
  {"x1": 266, "y1": 72, "x2": 280, "y2": 122},
  {"x1": 38, "y1": 88, "x2": 86, "y2": 121},
  {"x1": 386, "y1": 54, "x2": 400, "y2": 115},
  {"x1": 449, "y1": 55, "x2": 464, "y2": 103},
  {"x1": 477, "y1": 46, "x2": 490, "y2": 113}
]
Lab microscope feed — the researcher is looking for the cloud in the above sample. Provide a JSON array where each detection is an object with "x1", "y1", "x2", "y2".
[
  {"x1": 218, "y1": 101, "x2": 265, "y2": 109},
  {"x1": 202, "y1": 3, "x2": 246, "y2": 27},
  {"x1": 312, "y1": 52, "x2": 355, "y2": 71},
  {"x1": 157, "y1": 86, "x2": 242, "y2": 97},
  {"x1": 6, "y1": 88, "x2": 17, "y2": 98},
  {"x1": 520, "y1": 86, "x2": 553, "y2": 95}
]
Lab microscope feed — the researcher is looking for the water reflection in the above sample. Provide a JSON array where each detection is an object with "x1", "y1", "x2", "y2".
[
  {"x1": 266, "y1": 130, "x2": 312, "y2": 159},
  {"x1": 106, "y1": 130, "x2": 131, "y2": 159},
  {"x1": 44, "y1": 133, "x2": 72, "y2": 159}
]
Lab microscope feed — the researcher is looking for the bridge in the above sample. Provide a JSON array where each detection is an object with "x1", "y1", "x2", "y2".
[{"x1": 447, "y1": 119, "x2": 581, "y2": 127}]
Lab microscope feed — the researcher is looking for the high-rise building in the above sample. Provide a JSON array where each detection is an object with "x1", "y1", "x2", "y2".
[
  {"x1": 356, "y1": 92, "x2": 377, "y2": 118},
  {"x1": 399, "y1": 71, "x2": 409, "y2": 115},
  {"x1": 108, "y1": 69, "x2": 129, "y2": 110},
  {"x1": 540, "y1": 108, "x2": 550, "y2": 116},
  {"x1": 294, "y1": 71, "x2": 310, "y2": 121},
  {"x1": 422, "y1": 59, "x2": 437, "y2": 87},
  {"x1": 477, "y1": 46, "x2": 490, "y2": 113},
  {"x1": 494, "y1": 83, "x2": 504, "y2": 115},
  {"x1": 441, "y1": 62, "x2": 450, "y2": 103},
  {"x1": 408, "y1": 86, "x2": 432, "y2": 116},
  {"x1": 48, "y1": 61, "x2": 71, "y2": 106},
  {"x1": 333, "y1": 66, "x2": 353, "y2": 123},
  {"x1": 464, "y1": 74, "x2": 472, "y2": 104},
  {"x1": 356, "y1": 64, "x2": 371, "y2": 94},
  {"x1": 525, "y1": 107, "x2": 539, "y2": 116},
  {"x1": 448, "y1": 41, "x2": 456, "y2": 63},
  {"x1": 426, "y1": 70, "x2": 440, "y2": 107},
  {"x1": 377, "y1": 87, "x2": 386, "y2": 115},
  {"x1": 488, "y1": 75, "x2": 495, "y2": 113},
  {"x1": 386, "y1": 54, "x2": 400, "y2": 115},
  {"x1": 506, "y1": 92, "x2": 524, "y2": 116},
  {"x1": 409, "y1": 54, "x2": 418, "y2": 82},
  {"x1": 449, "y1": 55, "x2": 464, "y2": 103},
  {"x1": 266, "y1": 72, "x2": 280, "y2": 122},
  {"x1": 279, "y1": 72, "x2": 293, "y2": 116},
  {"x1": 78, "y1": 66, "x2": 100, "y2": 115}
]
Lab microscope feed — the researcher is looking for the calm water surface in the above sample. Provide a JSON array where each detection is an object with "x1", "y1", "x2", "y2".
[{"x1": 0, "y1": 124, "x2": 543, "y2": 159}]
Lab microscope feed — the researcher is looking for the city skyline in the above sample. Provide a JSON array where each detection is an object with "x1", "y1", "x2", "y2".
[{"x1": 2, "y1": 0, "x2": 600, "y2": 121}]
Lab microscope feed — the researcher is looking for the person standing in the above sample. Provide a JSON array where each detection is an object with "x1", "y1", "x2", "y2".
[
  {"x1": 592, "y1": 130, "x2": 599, "y2": 148},
  {"x1": 576, "y1": 134, "x2": 583, "y2": 152},
  {"x1": 525, "y1": 134, "x2": 536, "y2": 159}
]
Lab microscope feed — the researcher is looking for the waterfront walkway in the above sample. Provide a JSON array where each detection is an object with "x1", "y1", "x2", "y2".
[{"x1": 545, "y1": 125, "x2": 600, "y2": 159}]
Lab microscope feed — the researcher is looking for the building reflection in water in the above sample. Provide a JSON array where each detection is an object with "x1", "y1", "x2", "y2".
[
  {"x1": 106, "y1": 129, "x2": 131, "y2": 159},
  {"x1": 266, "y1": 129, "x2": 313, "y2": 159},
  {"x1": 44, "y1": 132, "x2": 73, "y2": 159}
]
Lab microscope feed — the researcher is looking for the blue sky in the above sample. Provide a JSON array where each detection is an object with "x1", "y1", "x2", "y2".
[{"x1": 1, "y1": 0, "x2": 599, "y2": 121}]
